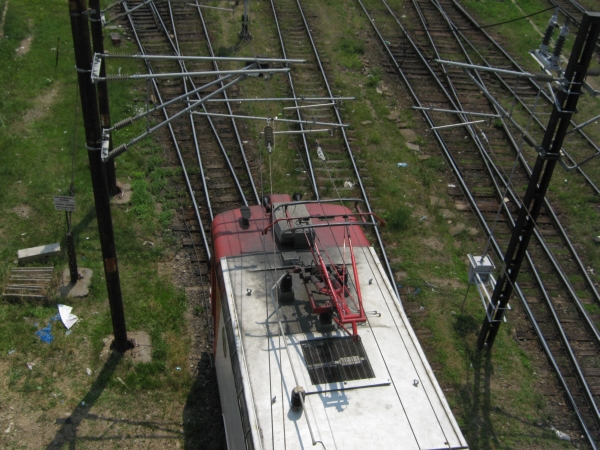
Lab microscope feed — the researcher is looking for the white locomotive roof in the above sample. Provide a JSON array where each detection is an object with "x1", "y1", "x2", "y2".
[{"x1": 220, "y1": 242, "x2": 468, "y2": 450}]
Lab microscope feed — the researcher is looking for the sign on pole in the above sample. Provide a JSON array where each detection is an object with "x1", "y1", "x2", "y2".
[{"x1": 53, "y1": 196, "x2": 76, "y2": 212}]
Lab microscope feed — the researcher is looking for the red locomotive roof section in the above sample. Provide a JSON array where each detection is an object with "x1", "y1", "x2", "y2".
[{"x1": 211, "y1": 195, "x2": 371, "y2": 262}]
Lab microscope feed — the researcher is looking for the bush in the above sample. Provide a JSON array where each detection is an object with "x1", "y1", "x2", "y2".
[{"x1": 385, "y1": 204, "x2": 412, "y2": 231}]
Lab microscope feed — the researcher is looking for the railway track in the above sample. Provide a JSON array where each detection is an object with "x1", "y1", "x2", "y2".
[
  {"x1": 442, "y1": 0, "x2": 600, "y2": 197},
  {"x1": 104, "y1": 0, "x2": 600, "y2": 446},
  {"x1": 357, "y1": 0, "x2": 600, "y2": 445},
  {"x1": 116, "y1": 0, "x2": 264, "y2": 266},
  {"x1": 114, "y1": 0, "x2": 409, "y2": 371},
  {"x1": 234, "y1": 0, "x2": 403, "y2": 299}
]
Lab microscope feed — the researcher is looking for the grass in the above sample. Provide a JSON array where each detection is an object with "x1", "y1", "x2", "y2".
[
  {"x1": 1, "y1": 0, "x2": 598, "y2": 448},
  {"x1": 0, "y1": 1, "x2": 196, "y2": 448},
  {"x1": 208, "y1": 0, "x2": 590, "y2": 447}
]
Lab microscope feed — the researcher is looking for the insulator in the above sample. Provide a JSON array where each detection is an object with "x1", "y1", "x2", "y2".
[
  {"x1": 541, "y1": 24, "x2": 555, "y2": 48},
  {"x1": 104, "y1": 143, "x2": 128, "y2": 162},
  {"x1": 262, "y1": 195, "x2": 271, "y2": 213},
  {"x1": 532, "y1": 73, "x2": 555, "y2": 82},
  {"x1": 541, "y1": 11, "x2": 559, "y2": 48},
  {"x1": 290, "y1": 387, "x2": 305, "y2": 412},
  {"x1": 107, "y1": 73, "x2": 129, "y2": 81},
  {"x1": 264, "y1": 125, "x2": 274, "y2": 148},
  {"x1": 575, "y1": 151, "x2": 600, "y2": 168},
  {"x1": 553, "y1": 24, "x2": 569, "y2": 58},
  {"x1": 587, "y1": 68, "x2": 600, "y2": 77},
  {"x1": 280, "y1": 273, "x2": 293, "y2": 292},
  {"x1": 113, "y1": 117, "x2": 133, "y2": 130}
]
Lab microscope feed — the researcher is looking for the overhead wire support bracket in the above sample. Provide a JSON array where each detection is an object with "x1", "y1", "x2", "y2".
[
  {"x1": 91, "y1": 67, "x2": 290, "y2": 84},
  {"x1": 283, "y1": 102, "x2": 337, "y2": 110},
  {"x1": 260, "y1": 129, "x2": 333, "y2": 136},
  {"x1": 412, "y1": 106, "x2": 500, "y2": 118},
  {"x1": 434, "y1": 59, "x2": 556, "y2": 82},
  {"x1": 102, "y1": 74, "x2": 246, "y2": 161},
  {"x1": 104, "y1": 73, "x2": 238, "y2": 133},
  {"x1": 202, "y1": 96, "x2": 354, "y2": 104},
  {"x1": 191, "y1": 111, "x2": 349, "y2": 128},
  {"x1": 97, "y1": 52, "x2": 306, "y2": 65},
  {"x1": 430, "y1": 120, "x2": 486, "y2": 131},
  {"x1": 186, "y1": 3, "x2": 234, "y2": 12}
]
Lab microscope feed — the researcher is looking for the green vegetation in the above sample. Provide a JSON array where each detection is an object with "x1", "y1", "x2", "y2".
[
  {"x1": 0, "y1": 1, "x2": 193, "y2": 447},
  {"x1": 1, "y1": 0, "x2": 598, "y2": 448}
]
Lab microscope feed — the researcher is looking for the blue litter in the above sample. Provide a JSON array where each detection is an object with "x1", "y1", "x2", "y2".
[
  {"x1": 65, "y1": 329, "x2": 72, "y2": 336},
  {"x1": 397, "y1": 162, "x2": 408, "y2": 168},
  {"x1": 35, "y1": 314, "x2": 61, "y2": 344},
  {"x1": 35, "y1": 327, "x2": 53, "y2": 344},
  {"x1": 412, "y1": 288, "x2": 421, "y2": 296}
]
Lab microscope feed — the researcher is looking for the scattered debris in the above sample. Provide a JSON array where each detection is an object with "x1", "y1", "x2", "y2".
[
  {"x1": 17, "y1": 243, "x2": 60, "y2": 264},
  {"x1": 117, "y1": 376, "x2": 128, "y2": 388},
  {"x1": 86, "y1": 368, "x2": 92, "y2": 376},
  {"x1": 316, "y1": 146, "x2": 326, "y2": 161},
  {"x1": 551, "y1": 426, "x2": 571, "y2": 442},
  {"x1": 27, "y1": 362, "x2": 35, "y2": 370},
  {"x1": 58, "y1": 304, "x2": 78, "y2": 329},
  {"x1": 142, "y1": 240, "x2": 155, "y2": 247},
  {"x1": 8, "y1": 349, "x2": 15, "y2": 355},
  {"x1": 109, "y1": 32, "x2": 121, "y2": 46},
  {"x1": 35, "y1": 313, "x2": 60, "y2": 344},
  {"x1": 344, "y1": 181, "x2": 354, "y2": 188},
  {"x1": 397, "y1": 162, "x2": 408, "y2": 168}
]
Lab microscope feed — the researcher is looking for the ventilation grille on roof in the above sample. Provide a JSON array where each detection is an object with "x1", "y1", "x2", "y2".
[{"x1": 301, "y1": 336, "x2": 375, "y2": 385}]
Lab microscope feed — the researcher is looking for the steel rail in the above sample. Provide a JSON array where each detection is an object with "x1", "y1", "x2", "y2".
[
  {"x1": 416, "y1": 0, "x2": 598, "y2": 341},
  {"x1": 433, "y1": 0, "x2": 600, "y2": 432},
  {"x1": 449, "y1": 0, "x2": 600, "y2": 194},
  {"x1": 192, "y1": 1, "x2": 261, "y2": 205},
  {"x1": 99, "y1": 53, "x2": 306, "y2": 64},
  {"x1": 148, "y1": 0, "x2": 250, "y2": 213},
  {"x1": 121, "y1": 0, "x2": 211, "y2": 260},
  {"x1": 355, "y1": 0, "x2": 599, "y2": 444},
  {"x1": 438, "y1": 0, "x2": 600, "y2": 315},
  {"x1": 163, "y1": 1, "x2": 217, "y2": 220},
  {"x1": 269, "y1": 0, "x2": 320, "y2": 200},
  {"x1": 421, "y1": 0, "x2": 600, "y2": 429},
  {"x1": 271, "y1": 0, "x2": 402, "y2": 303},
  {"x1": 414, "y1": 0, "x2": 600, "y2": 440},
  {"x1": 432, "y1": 0, "x2": 600, "y2": 324}
]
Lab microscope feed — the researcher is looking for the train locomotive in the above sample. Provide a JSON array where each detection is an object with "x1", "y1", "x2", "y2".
[{"x1": 210, "y1": 194, "x2": 468, "y2": 449}]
